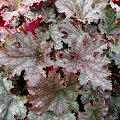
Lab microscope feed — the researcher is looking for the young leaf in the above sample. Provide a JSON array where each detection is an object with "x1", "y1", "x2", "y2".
[
  {"x1": 110, "y1": 1, "x2": 120, "y2": 18},
  {"x1": 112, "y1": 0, "x2": 120, "y2": 7},
  {"x1": 0, "y1": 73, "x2": 27, "y2": 120},
  {"x1": 0, "y1": 15, "x2": 6, "y2": 27},
  {"x1": 23, "y1": 16, "x2": 42, "y2": 35}
]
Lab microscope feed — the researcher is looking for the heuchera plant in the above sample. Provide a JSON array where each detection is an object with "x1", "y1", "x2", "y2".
[{"x1": 0, "y1": 0, "x2": 120, "y2": 120}]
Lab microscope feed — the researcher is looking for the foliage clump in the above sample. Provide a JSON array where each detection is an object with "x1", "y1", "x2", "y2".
[{"x1": 0, "y1": 0, "x2": 120, "y2": 120}]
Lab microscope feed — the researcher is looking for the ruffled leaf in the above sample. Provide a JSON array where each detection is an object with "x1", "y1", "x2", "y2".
[
  {"x1": 110, "y1": 38, "x2": 120, "y2": 54},
  {"x1": 0, "y1": 73, "x2": 27, "y2": 120},
  {"x1": 49, "y1": 24, "x2": 64, "y2": 49},
  {"x1": 55, "y1": 0, "x2": 108, "y2": 23},
  {"x1": 78, "y1": 100, "x2": 108, "y2": 120},
  {"x1": 22, "y1": 0, "x2": 47, "y2": 5},
  {"x1": 112, "y1": 53, "x2": 120, "y2": 68},
  {"x1": 80, "y1": 84, "x2": 111, "y2": 104},
  {"x1": 54, "y1": 23, "x2": 111, "y2": 90},
  {"x1": 0, "y1": 0, "x2": 27, "y2": 22},
  {"x1": 79, "y1": 55, "x2": 112, "y2": 90},
  {"x1": 107, "y1": 96, "x2": 120, "y2": 120},
  {"x1": 29, "y1": 1, "x2": 55, "y2": 21},
  {"x1": 99, "y1": 6, "x2": 118, "y2": 35},
  {"x1": 0, "y1": 32, "x2": 52, "y2": 79},
  {"x1": 28, "y1": 111, "x2": 76, "y2": 120},
  {"x1": 26, "y1": 70, "x2": 79, "y2": 115}
]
